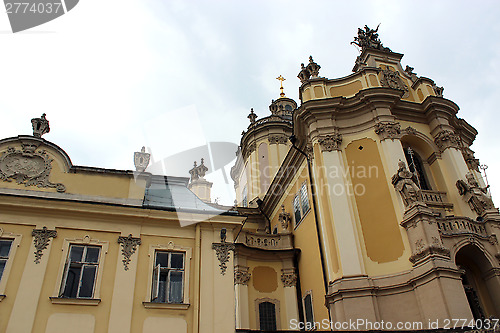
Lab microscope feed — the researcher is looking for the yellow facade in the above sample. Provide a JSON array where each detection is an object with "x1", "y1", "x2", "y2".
[{"x1": 1, "y1": 25, "x2": 500, "y2": 333}]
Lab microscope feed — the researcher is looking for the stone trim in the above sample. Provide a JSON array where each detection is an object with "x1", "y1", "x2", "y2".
[
  {"x1": 49, "y1": 297, "x2": 101, "y2": 306},
  {"x1": 374, "y1": 121, "x2": 402, "y2": 141},
  {"x1": 117, "y1": 234, "x2": 141, "y2": 271},
  {"x1": 142, "y1": 302, "x2": 190, "y2": 310},
  {"x1": 32, "y1": 227, "x2": 57, "y2": 264},
  {"x1": 268, "y1": 135, "x2": 288, "y2": 145}
]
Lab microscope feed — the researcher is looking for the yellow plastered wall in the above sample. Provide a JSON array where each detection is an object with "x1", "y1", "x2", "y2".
[
  {"x1": 0, "y1": 142, "x2": 146, "y2": 200},
  {"x1": 0, "y1": 223, "x2": 33, "y2": 333},
  {"x1": 345, "y1": 138, "x2": 404, "y2": 264},
  {"x1": 269, "y1": 162, "x2": 329, "y2": 324},
  {"x1": 32, "y1": 228, "x2": 119, "y2": 333}
]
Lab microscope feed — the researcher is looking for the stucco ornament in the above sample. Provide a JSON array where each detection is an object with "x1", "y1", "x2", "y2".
[
  {"x1": 212, "y1": 242, "x2": 235, "y2": 275},
  {"x1": 117, "y1": 234, "x2": 141, "y2": 271},
  {"x1": 391, "y1": 160, "x2": 423, "y2": 208},
  {"x1": 380, "y1": 69, "x2": 409, "y2": 96},
  {"x1": 318, "y1": 132, "x2": 342, "y2": 152},
  {"x1": 0, "y1": 143, "x2": 66, "y2": 192},
  {"x1": 456, "y1": 172, "x2": 495, "y2": 215},
  {"x1": 434, "y1": 130, "x2": 460, "y2": 151},
  {"x1": 31, "y1": 113, "x2": 50, "y2": 138},
  {"x1": 234, "y1": 266, "x2": 251, "y2": 285},
  {"x1": 280, "y1": 268, "x2": 297, "y2": 287},
  {"x1": 374, "y1": 121, "x2": 402, "y2": 140},
  {"x1": 32, "y1": 226, "x2": 57, "y2": 264}
]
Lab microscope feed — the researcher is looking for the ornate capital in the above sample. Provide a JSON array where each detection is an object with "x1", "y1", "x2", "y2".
[
  {"x1": 268, "y1": 135, "x2": 288, "y2": 145},
  {"x1": 461, "y1": 147, "x2": 480, "y2": 172},
  {"x1": 374, "y1": 121, "x2": 402, "y2": 141},
  {"x1": 0, "y1": 144, "x2": 66, "y2": 192},
  {"x1": 117, "y1": 234, "x2": 141, "y2": 271},
  {"x1": 281, "y1": 268, "x2": 297, "y2": 287},
  {"x1": 234, "y1": 265, "x2": 251, "y2": 285},
  {"x1": 318, "y1": 133, "x2": 342, "y2": 152},
  {"x1": 31, "y1": 113, "x2": 50, "y2": 138},
  {"x1": 32, "y1": 227, "x2": 57, "y2": 264},
  {"x1": 434, "y1": 130, "x2": 460, "y2": 152},
  {"x1": 212, "y1": 242, "x2": 235, "y2": 275}
]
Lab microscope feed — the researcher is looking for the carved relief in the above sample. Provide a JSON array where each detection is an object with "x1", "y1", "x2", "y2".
[
  {"x1": 134, "y1": 147, "x2": 150, "y2": 172},
  {"x1": 281, "y1": 268, "x2": 297, "y2": 287},
  {"x1": 0, "y1": 144, "x2": 66, "y2": 192},
  {"x1": 456, "y1": 172, "x2": 495, "y2": 215},
  {"x1": 434, "y1": 130, "x2": 460, "y2": 152},
  {"x1": 32, "y1": 227, "x2": 57, "y2": 264},
  {"x1": 461, "y1": 147, "x2": 480, "y2": 171},
  {"x1": 117, "y1": 234, "x2": 141, "y2": 271},
  {"x1": 318, "y1": 133, "x2": 342, "y2": 152},
  {"x1": 234, "y1": 265, "x2": 251, "y2": 285},
  {"x1": 391, "y1": 160, "x2": 424, "y2": 208},
  {"x1": 212, "y1": 242, "x2": 235, "y2": 275},
  {"x1": 380, "y1": 69, "x2": 409, "y2": 97},
  {"x1": 278, "y1": 205, "x2": 291, "y2": 229},
  {"x1": 405, "y1": 126, "x2": 417, "y2": 136},
  {"x1": 374, "y1": 121, "x2": 402, "y2": 140},
  {"x1": 268, "y1": 135, "x2": 288, "y2": 145}
]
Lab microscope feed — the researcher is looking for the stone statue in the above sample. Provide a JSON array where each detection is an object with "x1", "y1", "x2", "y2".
[
  {"x1": 392, "y1": 160, "x2": 422, "y2": 207},
  {"x1": 351, "y1": 25, "x2": 391, "y2": 52},
  {"x1": 456, "y1": 172, "x2": 495, "y2": 215}
]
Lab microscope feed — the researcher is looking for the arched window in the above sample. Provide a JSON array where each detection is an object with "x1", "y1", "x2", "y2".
[
  {"x1": 404, "y1": 147, "x2": 430, "y2": 190},
  {"x1": 259, "y1": 301, "x2": 277, "y2": 331}
]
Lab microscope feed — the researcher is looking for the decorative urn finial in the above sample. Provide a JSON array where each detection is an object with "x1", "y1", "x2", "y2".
[
  {"x1": 189, "y1": 158, "x2": 209, "y2": 182},
  {"x1": 134, "y1": 146, "x2": 150, "y2": 172},
  {"x1": 297, "y1": 63, "x2": 311, "y2": 84},
  {"x1": 31, "y1": 113, "x2": 50, "y2": 138},
  {"x1": 306, "y1": 56, "x2": 321, "y2": 77}
]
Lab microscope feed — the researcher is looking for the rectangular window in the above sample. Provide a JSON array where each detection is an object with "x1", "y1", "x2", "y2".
[
  {"x1": 259, "y1": 301, "x2": 277, "y2": 331},
  {"x1": 242, "y1": 186, "x2": 248, "y2": 208},
  {"x1": 304, "y1": 293, "x2": 314, "y2": 327},
  {"x1": 151, "y1": 251, "x2": 185, "y2": 303},
  {"x1": 0, "y1": 240, "x2": 13, "y2": 282},
  {"x1": 293, "y1": 182, "x2": 310, "y2": 227},
  {"x1": 60, "y1": 245, "x2": 101, "y2": 298}
]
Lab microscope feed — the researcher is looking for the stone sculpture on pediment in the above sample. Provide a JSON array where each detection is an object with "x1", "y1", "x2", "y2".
[
  {"x1": 456, "y1": 172, "x2": 495, "y2": 216},
  {"x1": 392, "y1": 160, "x2": 423, "y2": 208}
]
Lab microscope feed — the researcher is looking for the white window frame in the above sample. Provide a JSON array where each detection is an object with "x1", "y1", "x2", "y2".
[
  {"x1": 151, "y1": 251, "x2": 185, "y2": 303},
  {"x1": 293, "y1": 182, "x2": 311, "y2": 228},
  {"x1": 59, "y1": 244, "x2": 101, "y2": 298},
  {"x1": 0, "y1": 228, "x2": 22, "y2": 302},
  {"x1": 51, "y1": 236, "x2": 108, "y2": 305},
  {"x1": 303, "y1": 290, "x2": 315, "y2": 330},
  {"x1": 242, "y1": 186, "x2": 248, "y2": 207},
  {"x1": 143, "y1": 242, "x2": 191, "y2": 309}
]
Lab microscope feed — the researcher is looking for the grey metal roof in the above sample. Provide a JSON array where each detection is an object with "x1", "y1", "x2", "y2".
[{"x1": 143, "y1": 175, "x2": 228, "y2": 214}]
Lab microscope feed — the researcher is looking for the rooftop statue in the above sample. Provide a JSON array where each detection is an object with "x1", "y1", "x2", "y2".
[{"x1": 351, "y1": 24, "x2": 391, "y2": 52}]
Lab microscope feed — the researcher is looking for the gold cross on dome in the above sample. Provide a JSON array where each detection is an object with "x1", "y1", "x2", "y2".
[{"x1": 276, "y1": 75, "x2": 286, "y2": 98}]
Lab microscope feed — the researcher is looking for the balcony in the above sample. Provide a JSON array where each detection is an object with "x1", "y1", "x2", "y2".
[
  {"x1": 420, "y1": 190, "x2": 453, "y2": 209},
  {"x1": 237, "y1": 231, "x2": 293, "y2": 250},
  {"x1": 437, "y1": 216, "x2": 488, "y2": 238}
]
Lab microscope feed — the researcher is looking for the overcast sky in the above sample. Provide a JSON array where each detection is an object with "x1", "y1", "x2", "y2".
[{"x1": 0, "y1": 0, "x2": 499, "y2": 205}]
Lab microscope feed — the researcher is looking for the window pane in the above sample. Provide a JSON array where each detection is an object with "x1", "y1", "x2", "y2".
[
  {"x1": 158, "y1": 272, "x2": 168, "y2": 302},
  {"x1": 259, "y1": 301, "x2": 277, "y2": 331},
  {"x1": 304, "y1": 294, "x2": 314, "y2": 324},
  {"x1": 170, "y1": 253, "x2": 184, "y2": 269},
  {"x1": 0, "y1": 260, "x2": 5, "y2": 281},
  {"x1": 0, "y1": 240, "x2": 12, "y2": 258},
  {"x1": 293, "y1": 195, "x2": 301, "y2": 223},
  {"x1": 62, "y1": 266, "x2": 81, "y2": 298},
  {"x1": 156, "y1": 252, "x2": 169, "y2": 268},
  {"x1": 79, "y1": 265, "x2": 97, "y2": 298},
  {"x1": 69, "y1": 246, "x2": 84, "y2": 262},
  {"x1": 85, "y1": 247, "x2": 100, "y2": 263},
  {"x1": 300, "y1": 184, "x2": 310, "y2": 214},
  {"x1": 168, "y1": 271, "x2": 183, "y2": 303}
]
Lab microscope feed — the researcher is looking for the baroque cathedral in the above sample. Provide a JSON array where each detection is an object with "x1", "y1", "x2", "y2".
[{"x1": 0, "y1": 26, "x2": 498, "y2": 333}]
